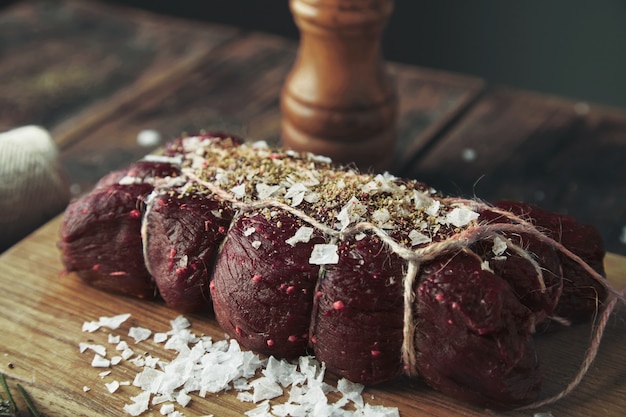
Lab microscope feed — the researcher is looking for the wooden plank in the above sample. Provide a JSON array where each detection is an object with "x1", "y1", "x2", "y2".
[
  {"x1": 390, "y1": 64, "x2": 485, "y2": 170},
  {"x1": 406, "y1": 88, "x2": 626, "y2": 255},
  {"x1": 0, "y1": 215, "x2": 625, "y2": 416},
  {"x1": 58, "y1": 32, "x2": 298, "y2": 197},
  {"x1": 0, "y1": 0, "x2": 239, "y2": 139}
]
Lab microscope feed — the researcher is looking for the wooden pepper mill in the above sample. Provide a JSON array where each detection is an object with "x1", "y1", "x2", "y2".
[{"x1": 280, "y1": 0, "x2": 397, "y2": 171}]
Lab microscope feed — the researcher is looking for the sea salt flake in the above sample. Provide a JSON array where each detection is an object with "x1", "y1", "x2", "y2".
[
  {"x1": 425, "y1": 199, "x2": 440, "y2": 217},
  {"x1": 256, "y1": 183, "x2": 280, "y2": 200},
  {"x1": 336, "y1": 196, "x2": 366, "y2": 230},
  {"x1": 231, "y1": 183, "x2": 247, "y2": 199},
  {"x1": 116, "y1": 341, "x2": 130, "y2": 351},
  {"x1": 154, "y1": 332, "x2": 169, "y2": 343},
  {"x1": 100, "y1": 313, "x2": 131, "y2": 330},
  {"x1": 129, "y1": 326, "x2": 152, "y2": 343},
  {"x1": 159, "y1": 403, "x2": 175, "y2": 415},
  {"x1": 79, "y1": 343, "x2": 107, "y2": 356},
  {"x1": 492, "y1": 236, "x2": 508, "y2": 256},
  {"x1": 105, "y1": 380, "x2": 120, "y2": 393},
  {"x1": 111, "y1": 356, "x2": 123, "y2": 365},
  {"x1": 176, "y1": 391, "x2": 192, "y2": 407},
  {"x1": 108, "y1": 334, "x2": 121, "y2": 344},
  {"x1": 408, "y1": 230, "x2": 431, "y2": 246},
  {"x1": 82, "y1": 386, "x2": 90, "y2": 392},
  {"x1": 251, "y1": 377, "x2": 283, "y2": 402},
  {"x1": 170, "y1": 315, "x2": 191, "y2": 331},
  {"x1": 123, "y1": 390, "x2": 151, "y2": 416},
  {"x1": 244, "y1": 227, "x2": 256, "y2": 237},
  {"x1": 445, "y1": 206, "x2": 479, "y2": 227},
  {"x1": 252, "y1": 240, "x2": 262, "y2": 249},
  {"x1": 309, "y1": 244, "x2": 339, "y2": 265},
  {"x1": 121, "y1": 347, "x2": 135, "y2": 360},
  {"x1": 285, "y1": 226, "x2": 314, "y2": 246},
  {"x1": 99, "y1": 370, "x2": 112, "y2": 378},
  {"x1": 91, "y1": 354, "x2": 110, "y2": 368}
]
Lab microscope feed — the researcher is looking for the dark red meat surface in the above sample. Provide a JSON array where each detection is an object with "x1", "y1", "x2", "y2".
[
  {"x1": 60, "y1": 182, "x2": 156, "y2": 299},
  {"x1": 312, "y1": 234, "x2": 405, "y2": 385},
  {"x1": 143, "y1": 187, "x2": 233, "y2": 312},
  {"x1": 415, "y1": 252, "x2": 541, "y2": 408},
  {"x1": 212, "y1": 210, "x2": 325, "y2": 358}
]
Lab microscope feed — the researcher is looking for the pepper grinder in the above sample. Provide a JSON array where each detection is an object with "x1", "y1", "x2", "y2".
[{"x1": 280, "y1": 0, "x2": 397, "y2": 170}]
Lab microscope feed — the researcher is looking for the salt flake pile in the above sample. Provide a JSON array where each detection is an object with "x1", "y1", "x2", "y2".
[{"x1": 81, "y1": 314, "x2": 400, "y2": 417}]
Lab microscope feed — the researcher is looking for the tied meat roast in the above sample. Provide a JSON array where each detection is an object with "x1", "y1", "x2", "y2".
[{"x1": 59, "y1": 134, "x2": 607, "y2": 409}]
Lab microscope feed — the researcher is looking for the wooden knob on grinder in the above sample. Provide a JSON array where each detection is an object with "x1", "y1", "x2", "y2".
[{"x1": 280, "y1": 0, "x2": 397, "y2": 170}]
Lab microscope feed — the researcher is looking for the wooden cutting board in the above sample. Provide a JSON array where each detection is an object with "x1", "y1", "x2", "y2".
[{"x1": 0, "y1": 216, "x2": 624, "y2": 417}]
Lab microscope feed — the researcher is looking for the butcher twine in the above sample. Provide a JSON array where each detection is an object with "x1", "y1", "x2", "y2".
[
  {"x1": 0, "y1": 126, "x2": 70, "y2": 252},
  {"x1": 188, "y1": 169, "x2": 626, "y2": 410}
]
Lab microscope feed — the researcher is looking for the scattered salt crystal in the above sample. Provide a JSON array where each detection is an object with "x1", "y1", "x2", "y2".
[
  {"x1": 159, "y1": 403, "x2": 175, "y2": 415},
  {"x1": 170, "y1": 315, "x2": 191, "y2": 332},
  {"x1": 99, "y1": 371, "x2": 112, "y2": 378},
  {"x1": 79, "y1": 343, "x2": 107, "y2": 356},
  {"x1": 256, "y1": 183, "x2": 280, "y2": 200},
  {"x1": 481, "y1": 260, "x2": 493, "y2": 272},
  {"x1": 100, "y1": 313, "x2": 132, "y2": 330},
  {"x1": 123, "y1": 390, "x2": 151, "y2": 416},
  {"x1": 116, "y1": 341, "x2": 130, "y2": 351},
  {"x1": 425, "y1": 199, "x2": 440, "y2": 217},
  {"x1": 111, "y1": 356, "x2": 123, "y2": 365},
  {"x1": 263, "y1": 357, "x2": 299, "y2": 387},
  {"x1": 237, "y1": 391, "x2": 254, "y2": 403},
  {"x1": 492, "y1": 236, "x2": 508, "y2": 256},
  {"x1": 136, "y1": 129, "x2": 162, "y2": 147},
  {"x1": 285, "y1": 226, "x2": 314, "y2": 246},
  {"x1": 176, "y1": 391, "x2": 192, "y2": 407},
  {"x1": 461, "y1": 148, "x2": 477, "y2": 162},
  {"x1": 91, "y1": 354, "x2": 110, "y2": 368},
  {"x1": 372, "y1": 208, "x2": 393, "y2": 229},
  {"x1": 129, "y1": 326, "x2": 152, "y2": 343},
  {"x1": 309, "y1": 244, "x2": 339, "y2": 265},
  {"x1": 308, "y1": 153, "x2": 332, "y2": 164},
  {"x1": 408, "y1": 229, "x2": 431, "y2": 246},
  {"x1": 108, "y1": 334, "x2": 121, "y2": 344},
  {"x1": 105, "y1": 380, "x2": 120, "y2": 393},
  {"x1": 252, "y1": 240, "x2": 262, "y2": 249},
  {"x1": 284, "y1": 183, "x2": 309, "y2": 207},
  {"x1": 355, "y1": 233, "x2": 367, "y2": 241},
  {"x1": 231, "y1": 183, "x2": 247, "y2": 199},
  {"x1": 82, "y1": 320, "x2": 101, "y2": 333},
  {"x1": 445, "y1": 206, "x2": 479, "y2": 227},
  {"x1": 251, "y1": 140, "x2": 269, "y2": 149},
  {"x1": 336, "y1": 196, "x2": 366, "y2": 230},
  {"x1": 361, "y1": 403, "x2": 400, "y2": 417},
  {"x1": 244, "y1": 227, "x2": 256, "y2": 237},
  {"x1": 133, "y1": 367, "x2": 165, "y2": 394},
  {"x1": 154, "y1": 332, "x2": 169, "y2": 343},
  {"x1": 121, "y1": 347, "x2": 135, "y2": 360},
  {"x1": 83, "y1": 386, "x2": 90, "y2": 392}
]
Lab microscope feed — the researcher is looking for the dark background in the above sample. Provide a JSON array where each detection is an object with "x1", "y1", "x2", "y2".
[
  {"x1": 99, "y1": 0, "x2": 626, "y2": 109},
  {"x1": 2, "y1": 0, "x2": 624, "y2": 108}
]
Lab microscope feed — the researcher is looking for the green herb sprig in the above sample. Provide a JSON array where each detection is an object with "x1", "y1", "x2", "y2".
[{"x1": 0, "y1": 373, "x2": 43, "y2": 417}]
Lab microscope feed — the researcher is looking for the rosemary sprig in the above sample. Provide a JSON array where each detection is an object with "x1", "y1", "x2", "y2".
[{"x1": 0, "y1": 373, "x2": 44, "y2": 417}]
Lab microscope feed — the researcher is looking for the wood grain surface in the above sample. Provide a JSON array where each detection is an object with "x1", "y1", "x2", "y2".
[
  {"x1": 407, "y1": 88, "x2": 626, "y2": 255},
  {"x1": 0, "y1": 216, "x2": 624, "y2": 417}
]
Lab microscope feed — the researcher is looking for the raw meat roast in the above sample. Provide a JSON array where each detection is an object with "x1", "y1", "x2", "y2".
[{"x1": 59, "y1": 134, "x2": 608, "y2": 409}]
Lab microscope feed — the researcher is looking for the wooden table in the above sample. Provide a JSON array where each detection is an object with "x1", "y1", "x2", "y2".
[{"x1": 1, "y1": 1, "x2": 625, "y2": 416}]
